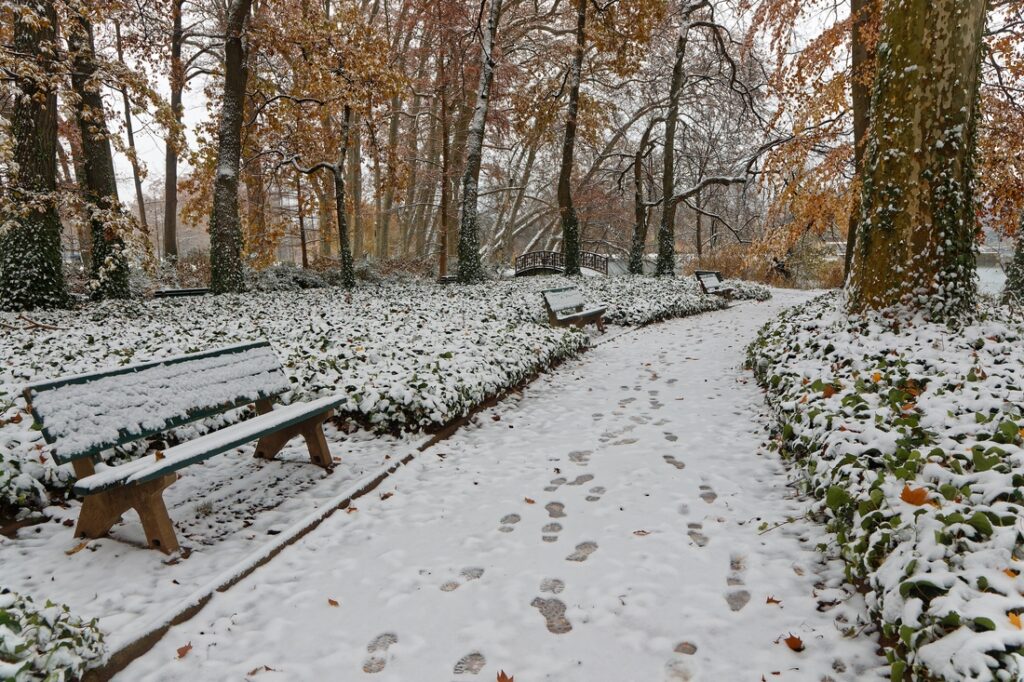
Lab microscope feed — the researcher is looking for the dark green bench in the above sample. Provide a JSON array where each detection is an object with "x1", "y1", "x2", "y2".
[
  {"x1": 541, "y1": 286, "x2": 606, "y2": 332},
  {"x1": 153, "y1": 287, "x2": 210, "y2": 298},
  {"x1": 694, "y1": 270, "x2": 735, "y2": 300},
  {"x1": 23, "y1": 341, "x2": 342, "y2": 553}
]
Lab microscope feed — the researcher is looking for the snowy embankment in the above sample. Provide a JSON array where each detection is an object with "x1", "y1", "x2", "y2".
[{"x1": 748, "y1": 293, "x2": 1024, "y2": 681}]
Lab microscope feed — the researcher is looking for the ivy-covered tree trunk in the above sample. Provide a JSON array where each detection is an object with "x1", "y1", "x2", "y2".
[
  {"x1": 209, "y1": 0, "x2": 253, "y2": 293},
  {"x1": 164, "y1": 0, "x2": 185, "y2": 260},
  {"x1": 557, "y1": 0, "x2": 587, "y2": 277},
  {"x1": 1003, "y1": 220, "x2": 1024, "y2": 305},
  {"x1": 69, "y1": 15, "x2": 130, "y2": 299},
  {"x1": 655, "y1": 34, "x2": 686, "y2": 277},
  {"x1": 628, "y1": 118, "x2": 659, "y2": 275},
  {"x1": 334, "y1": 106, "x2": 355, "y2": 288},
  {"x1": 843, "y1": 0, "x2": 877, "y2": 278},
  {"x1": 457, "y1": 0, "x2": 503, "y2": 283},
  {"x1": 0, "y1": 0, "x2": 67, "y2": 311},
  {"x1": 847, "y1": 0, "x2": 985, "y2": 318}
]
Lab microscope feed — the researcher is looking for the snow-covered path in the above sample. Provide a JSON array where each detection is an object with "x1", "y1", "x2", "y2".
[{"x1": 118, "y1": 290, "x2": 882, "y2": 681}]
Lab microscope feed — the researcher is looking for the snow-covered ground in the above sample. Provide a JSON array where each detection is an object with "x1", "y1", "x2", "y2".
[{"x1": 114, "y1": 290, "x2": 883, "y2": 681}]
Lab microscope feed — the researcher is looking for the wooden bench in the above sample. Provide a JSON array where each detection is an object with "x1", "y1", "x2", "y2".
[
  {"x1": 542, "y1": 286, "x2": 606, "y2": 332},
  {"x1": 154, "y1": 287, "x2": 210, "y2": 298},
  {"x1": 695, "y1": 271, "x2": 735, "y2": 300},
  {"x1": 23, "y1": 341, "x2": 342, "y2": 554}
]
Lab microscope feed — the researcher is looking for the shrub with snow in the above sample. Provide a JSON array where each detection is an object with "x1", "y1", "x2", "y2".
[
  {"x1": 748, "y1": 293, "x2": 1024, "y2": 681},
  {"x1": 0, "y1": 276, "x2": 768, "y2": 511},
  {"x1": 0, "y1": 589, "x2": 105, "y2": 681}
]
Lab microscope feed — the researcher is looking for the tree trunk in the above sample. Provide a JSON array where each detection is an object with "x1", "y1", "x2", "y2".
[
  {"x1": 628, "y1": 118, "x2": 658, "y2": 274},
  {"x1": 847, "y1": 0, "x2": 985, "y2": 318},
  {"x1": 844, "y1": 0, "x2": 877, "y2": 278},
  {"x1": 335, "y1": 106, "x2": 355, "y2": 287},
  {"x1": 558, "y1": 0, "x2": 587, "y2": 276},
  {"x1": 457, "y1": 0, "x2": 503, "y2": 283},
  {"x1": 69, "y1": 15, "x2": 130, "y2": 299},
  {"x1": 656, "y1": 34, "x2": 686, "y2": 277},
  {"x1": 0, "y1": 0, "x2": 66, "y2": 310},
  {"x1": 439, "y1": 73, "x2": 451, "y2": 278},
  {"x1": 297, "y1": 175, "x2": 309, "y2": 268},
  {"x1": 348, "y1": 111, "x2": 363, "y2": 259},
  {"x1": 115, "y1": 23, "x2": 148, "y2": 235},
  {"x1": 1004, "y1": 218, "x2": 1024, "y2": 304},
  {"x1": 164, "y1": 0, "x2": 184, "y2": 260},
  {"x1": 209, "y1": 0, "x2": 253, "y2": 293}
]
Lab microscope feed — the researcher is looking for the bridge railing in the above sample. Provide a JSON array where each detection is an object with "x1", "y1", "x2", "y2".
[{"x1": 514, "y1": 250, "x2": 608, "y2": 276}]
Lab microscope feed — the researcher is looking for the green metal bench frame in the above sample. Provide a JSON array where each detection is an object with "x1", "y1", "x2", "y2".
[
  {"x1": 23, "y1": 341, "x2": 341, "y2": 554},
  {"x1": 541, "y1": 286, "x2": 606, "y2": 332}
]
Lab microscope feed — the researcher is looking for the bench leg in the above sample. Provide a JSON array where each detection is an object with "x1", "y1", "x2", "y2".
[
  {"x1": 75, "y1": 474, "x2": 180, "y2": 554},
  {"x1": 253, "y1": 410, "x2": 334, "y2": 470}
]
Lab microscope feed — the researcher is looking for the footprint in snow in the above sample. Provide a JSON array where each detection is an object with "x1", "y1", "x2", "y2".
[
  {"x1": 442, "y1": 566, "x2": 485, "y2": 591},
  {"x1": 530, "y1": 597, "x2": 573, "y2": 634},
  {"x1": 686, "y1": 522, "x2": 708, "y2": 547},
  {"x1": 725, "y1": 554, "x2": 750, "y2": 611},
  {"x1": 566, "y1": 541, "x2": 598, "y2": 562},
  {"x1": 699, "y1": 485, "x2": 717, "y2": 504},
  {"x1": 665, "y1": 659, "x2": 695, "y2": 681},
  {"x1": 453, "y1": 652, "x2": 486, "y2": 675},
  {"x1": 545, "y1": 502, "x2": 566, "y2": 518},
  {"x1": 498, "y1": 513, "x2": 520, "y2": 533},
  {"x1": 569, "y1": 450, "x2": 591, "y2": 466},
  {"x1": 545, "y1": 477, "x2": 567, "y2": 492},
  {"x1": 542, "y1": 522, "x2": 562, "y2": 543},
  {"x1": 566, "y1": 474, "x2": 594, "y2": 487},
  {"x1": 663, "y1": 432, "x2": 679, "y2": 443},
  {"x1": 585, "y1": 486, "x2": 605, "y2": 502},
  {"x1": 663, "y1": 455, "x2": 685, "y2": 470},
  {"x1": 540, "y1": 578, "x2": 565, "y2": 594},
  {"x1": 362, "y1": 632, "x2": 398, "y2": 673}
]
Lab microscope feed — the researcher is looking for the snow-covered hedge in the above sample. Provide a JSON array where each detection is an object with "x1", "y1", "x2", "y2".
[
  {"x1": 748, "y1": 293, "x2": 1024, "y2": 681},
  {"x1": 0, "y1": 589, "x2": 105, "y2": 681},
  {"x1": 0, "y1": 276, "x2": 768, "y2": 510}
]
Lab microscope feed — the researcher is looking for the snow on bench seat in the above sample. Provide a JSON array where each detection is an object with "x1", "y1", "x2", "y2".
[
  {"x1": 542, "y1": 286, "x2": 606, "y2": 331},
  {"x1": 73, "y1": 395, "x2": 345, "y2": 495},
  {"x1": 24, "y1": 341, "x2": 291, "y2": 464}
]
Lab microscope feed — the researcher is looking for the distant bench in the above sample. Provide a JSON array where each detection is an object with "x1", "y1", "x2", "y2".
[
  {"x1": 23, "y1": 341, "x2": 342, "y2": 553},
  {"x1": 694, "y1": 271, "x2": 735, "y2": 300},
  {"x1": 542, "y1": 286, "x2": 606, "y2": 332},
  {"x1": 154, "y1": 287, "x2": 210, "y2": 298}
]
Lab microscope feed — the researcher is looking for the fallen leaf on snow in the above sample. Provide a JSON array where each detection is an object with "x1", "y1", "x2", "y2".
[
  {"x1": 783, "y1": 634, "x2": 805, "y2": 652},
  {"x1": 633, "y1": 530, "x2": 651, "y2": 536},
  {"x1": 247, "y1": 665, "x2": 279, "y2": 675},
  {"x1": 900, "y1": 485, "x2": 929, "y2": 506},
  {"x1": 346, "y1": 507, "x2": 358, "y2": 514},
  {"x1": 327, "y1": 598, "x2": 339, "y2": 607},
  {"x1": 766, "y1": 596, "x2": 782, "y2": 605},
  {"x1": 524, "y1": 498, "x2": 535, "y2": 504},
  {"x1": 177, "y1": 642, "x2": 192, "y2": 659},
  {"x1": 1010, "y1": 613, "x2": 1022, "y2": 629},
  {"x1": 154, "y1": 450, "x2": 166, "y2": 461},
  {"x1": 497, "y1": 672, "x2": 514, "y2": 682},
  {"x1": 380, "y1": 492, "x2": 393, "y2": 501},
  {"x1": 65, "y1": 540, "x2": 89, "y2": 555}
]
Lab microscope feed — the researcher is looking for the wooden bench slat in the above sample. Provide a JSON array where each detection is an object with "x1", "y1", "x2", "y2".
[
  {"x1": 73, "y1": 395, "x2": 344, "y2": 495},
  {"x1": 24, "y1": 341, "x2": 291, "y2": 463}
]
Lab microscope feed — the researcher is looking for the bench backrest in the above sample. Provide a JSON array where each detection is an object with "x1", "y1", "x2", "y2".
[
  {"x1": 542, "y1": 286, "x2": 585, "y2": 314},
  {"x1": 23, "y1": 341, "x2": 291, "y2": 464},
  {"x1": 695, "y1": 271, "x2": 723, "y2": 292}
]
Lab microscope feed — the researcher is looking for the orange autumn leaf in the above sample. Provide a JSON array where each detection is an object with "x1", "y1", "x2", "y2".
[
  {"x1": 871, "y1": 372, "x2": 882, "y2": 383},
  {"x1": 766, "y1": 596, "x2": 782, "y2": 605},
  {"x1": 524, "y1": 498, "x2": 535, "y2": 504},
  {"x1": 497, "y1": 672, "x2": 514, "y2": 682},
  {"x1": 154, "y1": 450, "x2": 166, "y2": 461},
  {"x1": 901, "y1": 485, "x2": 929, "y2": 506},
  {"x1": 1010, "y1": 613, "x2": 1022, "y2": 630},
  {"x1": 327, "y1": 598, "x2": 339, "y2": 607},
  {"x1": 822, "y1": 385, "x2": 837, "y2": 398},
  {"x1": 177, "y1": 642, "x2": 192, "y2": 659},
  {"x1": 783, "y1": 634, "x2": 805, "y2": 652},
  {"x1": 65, "y1": 540, "x2": 89, "y2": 556}
]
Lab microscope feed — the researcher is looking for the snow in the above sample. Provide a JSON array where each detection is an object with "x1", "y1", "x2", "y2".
[{"x1": 104, "y1": 290, "x2": 883, "y2": 681}]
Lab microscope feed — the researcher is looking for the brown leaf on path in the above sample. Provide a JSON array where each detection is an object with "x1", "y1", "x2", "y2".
[
  {"x1": 633, "y1": 530, "x2": 651, "y2": 536},
  {"x1": 65, "y1": 540, "x2": 89, "y2": 555},
  {"x1": 247, "y1": 665, "x2": 279, "y2": 675},
  {"x1": 177, "y1": 642, "x2": 192, "y2": 659},
  {"x1": 783, "y1": 634, "x2": 805, "y2": 652},
  {"x1": 154, "y1": 450, "x2": 166, "y2": 461},
  {"x1": 380, "y1": 492, "x2": 393, "y2": 501},
  {"x1": 346, "y1": 507, "x2": 358, "y2": 514},
  {"x1": 327, "y1": 598, "x2": 339, "y2": 607},
  {"x1": 900, "y1": 485, "x2": 929, "y2": 506},
  {"x1": 524, "y1": 497, "x2": 535, "y2": 504},
  {"x1": 497, "y1": 672, "x2": 514, "y2": 682},
  {"x1": 766, "y1": 595, "x2": 782, "y2": 605}
]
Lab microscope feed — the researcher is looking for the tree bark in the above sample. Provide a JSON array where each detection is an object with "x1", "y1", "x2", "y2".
[
  {"x1": 164, "y1": 0, "x2": 184, "y2": 260},
  {"x1": 558, "y1": 0, "x2": 587, "y2": 276},
  {"x1": 209, "y1": 0, "x2": 253, "y2": 293},
  {"x1": 0, "y1": 0, "x2": 67, "y2": 310},
  {"x1": 656, "y1": 34, "x2": 686, "y2": 277},
  {"x1": 69, "y1": 14, "x2": 130, "y2": 299},
  {"x1": 843, "y1": 0, "x2": 877, "y2": 278},
  {"x1": 628, "y1": 118, "x2": 659, "y2": 274},
  {"x1": 457, "y1": 0, "x2": 504, "y2": 283},
  {"x1": 115, "y1": 23, "x2": 148, "y2": 236},
  {"x1": 847, "y1": 0, "x2": 985, "y2": 318}
]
